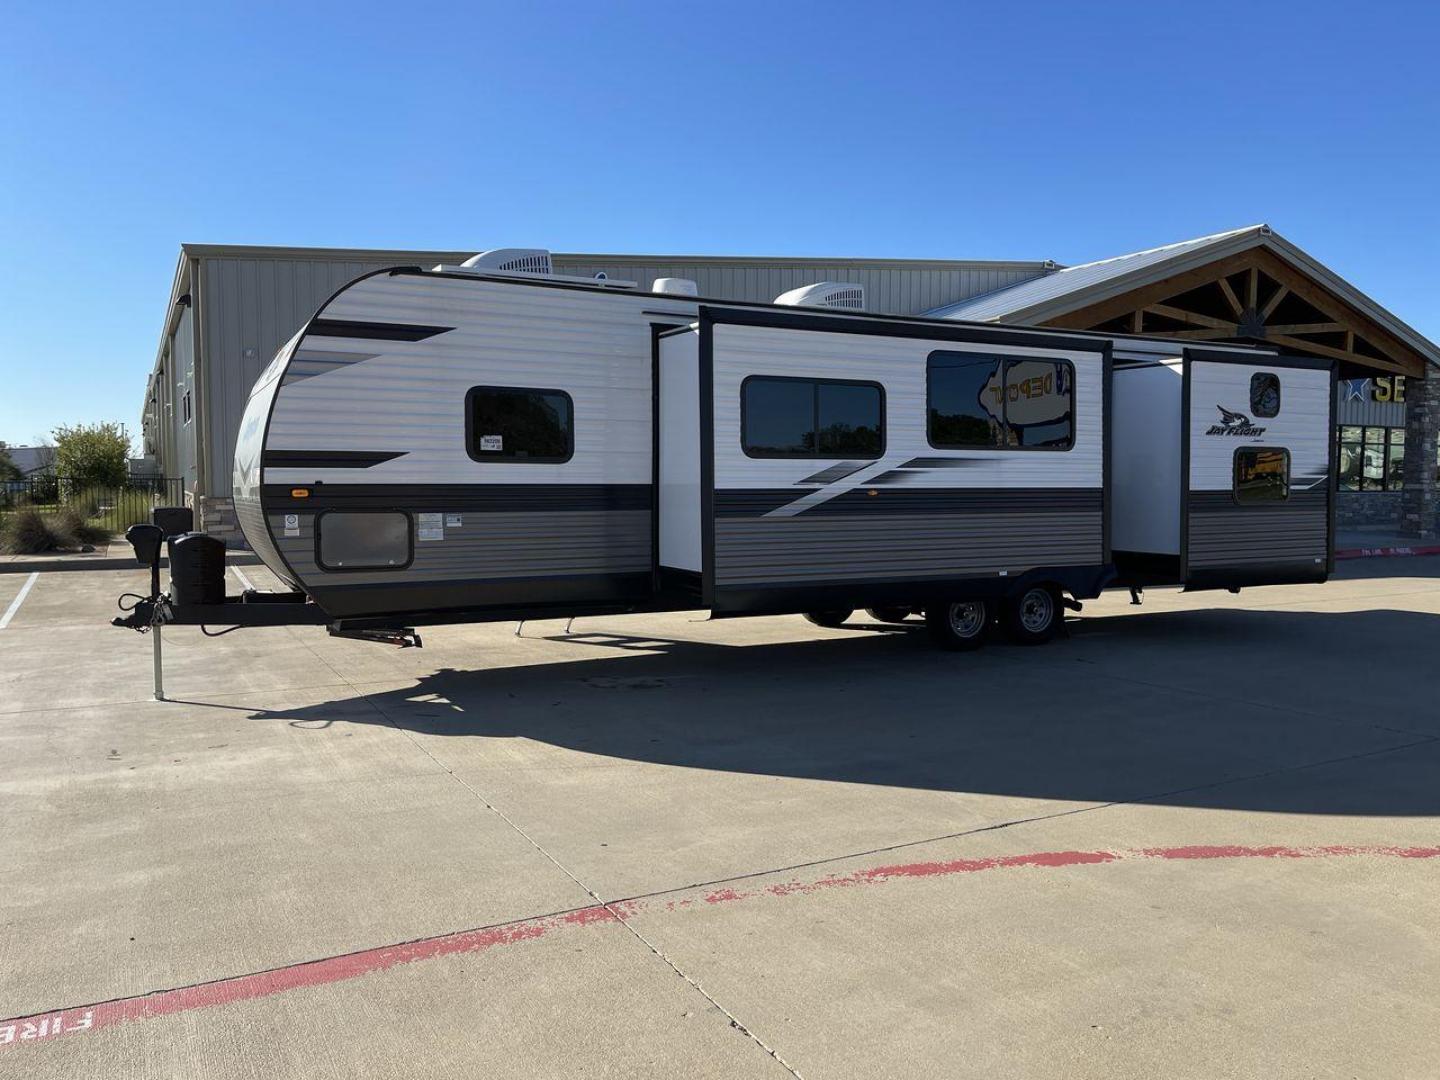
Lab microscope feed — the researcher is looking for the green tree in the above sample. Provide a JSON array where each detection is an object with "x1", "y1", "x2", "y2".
[
  {"x1": 0, "y1": 442, "x2": 21, "y2": 483},
  {"x1": 52, "y1": 422, "x2": 130, "y2": 487}
]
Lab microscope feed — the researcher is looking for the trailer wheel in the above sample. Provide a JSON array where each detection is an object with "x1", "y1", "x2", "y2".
[
  {"x1": 803, "y1": 610, "x2": 854, "y2": 628},
  {"x1": 1002, "y1": 585, "x2": 1060, "y2": 645},
  {"x1": 925, "y1": 600, "x2": 991, "y2": 651},
  {"x1": 865, "y1": 607, "x2": 914, "y2": 624}
]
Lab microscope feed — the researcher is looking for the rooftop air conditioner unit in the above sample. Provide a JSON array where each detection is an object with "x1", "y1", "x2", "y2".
[
  {"x1": 773, "y1": 281, "x2": 865, "y2": 310},
  {"x1": 651, "y1": 277, "x2": 699, "y2": 296},
  {"x1": 459, "y1": 248, "x2": 554, "y2": 275}
]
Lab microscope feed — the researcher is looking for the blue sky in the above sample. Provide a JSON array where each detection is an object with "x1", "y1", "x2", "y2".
[{"x1": 2, "y1": 1, "x2": 1436, "y2": 448}]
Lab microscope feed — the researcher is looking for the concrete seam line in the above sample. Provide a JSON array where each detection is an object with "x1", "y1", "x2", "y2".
[
  {"x1": 5, "y1": 843, "x2": 1437, "y2": 1052},
  {"x1": 285, "y1": 629, "x2": 803, "y2": 1074},
  {"x1": 0, "y1": 572, "x2": 38, "y2": 630}
]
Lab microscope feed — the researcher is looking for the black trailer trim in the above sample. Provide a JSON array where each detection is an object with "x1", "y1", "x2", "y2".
[
  {"x1": 263, "y1": 449, "x2": 407, "y2": 469},
  {"x1": 1101, "y1": 341, "x2": 1114, "y2": 565},
  {"x1": 309, "y1": 571, "x2": 657, "y2": 620},
  {"x1": 260, "y1": 483, "x2": 651, "y2": 513},
  {"x1": 710, "y1": 563, "x2": 1117, "y2": 618},
  {"x1": 701, "y1": 304, "x2": 1111, "y2": 354},
  {"x1": 1183, "y1": 565, "x2": 1330, "y2": 592},
  {"x1": 1179, "y1": 351, "x2": 1193, "y2": 580},
  {"x1": 1324, "y1": 357, "x2": 1339, "y2": 575},
  {"x1": 699, "y1": 315, "x2": 716, "y2": 608},
  {"x1": 307, "y1": 318, "x2": 454, "y2": 342}
]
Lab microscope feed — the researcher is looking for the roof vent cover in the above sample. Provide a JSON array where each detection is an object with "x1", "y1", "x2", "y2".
[
  {"x1": 460, "y1": 248, "x2": 554, "y2": 275},
  {"x1": 774, "y1": 281, "x2": 865, "y2": 310}
]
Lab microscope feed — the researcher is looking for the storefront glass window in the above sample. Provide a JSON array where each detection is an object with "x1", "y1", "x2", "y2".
[{"x1": 1337, "y1": 426, "x2": 1405, "y2": 492}]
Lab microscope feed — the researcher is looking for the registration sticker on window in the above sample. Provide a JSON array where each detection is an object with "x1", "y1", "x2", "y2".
[{"x1": 480, "y1": 434, "x2": 503, "y2": 452}]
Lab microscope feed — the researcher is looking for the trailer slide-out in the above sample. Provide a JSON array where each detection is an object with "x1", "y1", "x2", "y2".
[{"x1": 114, "y1": 256, "x2": 1336, "y2": 691}]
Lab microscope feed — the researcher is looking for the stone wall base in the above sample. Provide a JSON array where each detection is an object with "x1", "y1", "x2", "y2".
[
  {"x1": 195, "y1": 495, "x2": 248, "y2": 549},
  {"x1": 1335, "y1": 491, "x2": 1402, "y2": 529}
]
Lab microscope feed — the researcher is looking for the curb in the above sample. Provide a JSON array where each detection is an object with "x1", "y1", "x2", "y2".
[{"x1": 1335, "y1": 544, "x2": 1440, "y2": 560}]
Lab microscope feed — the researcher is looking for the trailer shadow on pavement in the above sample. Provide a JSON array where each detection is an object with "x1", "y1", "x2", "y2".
[{"x1": 232, "y1": 603, "x2": 1440, "y2": 818}]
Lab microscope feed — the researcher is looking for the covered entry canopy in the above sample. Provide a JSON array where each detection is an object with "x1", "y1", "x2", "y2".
[{"x1": 929, "y1": 225, "x2": 1439, "y2": 380}]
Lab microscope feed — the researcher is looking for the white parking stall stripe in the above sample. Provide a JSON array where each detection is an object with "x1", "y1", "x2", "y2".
[
  {"x1": 231, "y1": 565, "x2": 256, "y2": 592},
  {"x1": 0, "y1": 572, "x2": 39, "y2": 630}
]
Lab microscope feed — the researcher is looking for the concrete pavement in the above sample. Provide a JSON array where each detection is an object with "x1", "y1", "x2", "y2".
[{"x1": 1, "y1": 560, "x2": 1438, "y2": 1077}]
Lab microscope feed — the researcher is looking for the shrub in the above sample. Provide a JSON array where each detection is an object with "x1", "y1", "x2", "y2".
[
  {"x1": 0, "y1": 507, "x2": 66, "y2": 554},
  {"x1": 53, "y1": 505, "x2": 111, "y2": 545}
]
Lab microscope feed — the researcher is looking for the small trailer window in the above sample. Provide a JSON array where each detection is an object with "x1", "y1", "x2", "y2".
[
  {"x1": 317, "y1": 511, "x2": 413, "y2": 571},
  {"x1": 927, "y1": 353, "x2": 1074, "y2": 450},
  {"x1": 466, "y1": 386, "x2": 573, "y2": 463},
  {"x1": 1250, "y1": 372, "x2": 1281, "y2": 418},
  {"x1": 1234, "y1": 447, "x2": 1290, "y2": 504},
  {"x1": 742, "y1": 377, "x2": 883, "y2": 458}
]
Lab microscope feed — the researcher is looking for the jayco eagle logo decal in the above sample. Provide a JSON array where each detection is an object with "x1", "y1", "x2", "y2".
[{"x1": 1206, "y1": 405, "x2": 1266, "y2": 437}]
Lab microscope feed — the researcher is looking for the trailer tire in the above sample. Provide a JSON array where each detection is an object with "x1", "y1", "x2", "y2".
[
  {"x1": 803, "y1": 610, "x2": 854, "y2": 629},
  {"x1": 925, "y1": 600, "x2": 991, "y2": 651},
  {"x1": 865, "y1": 607, "x2": 914, "y2": 624},
  {"x1": 1002, "y1": 584, "x2": 1060, "y2": 645}
]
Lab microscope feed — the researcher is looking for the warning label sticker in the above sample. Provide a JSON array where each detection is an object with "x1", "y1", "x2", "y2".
[
  {"x1": 283, "y1": 513, "x2": 300, "y2": 537},
  {"x1": 416, "y1": 513, "x2": 444, "y2": 541}
]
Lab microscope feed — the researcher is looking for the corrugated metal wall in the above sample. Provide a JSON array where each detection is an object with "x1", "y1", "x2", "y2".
[
  {"x1": 190, "y1": 253, "x2": 1048, "y2": 495},
  {"x1": 199, "y1": 257, "x2": 422, "y2": 495},
  {"x1": 552, "y1": 259, "x2": 1043, "y2": 316},
  {"x1": 1336, "y1": 382, "x2": 1407, "y2": 427},
  {"x1": 171, "y1": 306, "x2": 197, "y2": 488}
]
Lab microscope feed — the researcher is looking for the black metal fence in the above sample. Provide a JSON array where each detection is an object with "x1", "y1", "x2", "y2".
[{"x1": 0, "y1": 477, "x2": 187, "y2": 535}]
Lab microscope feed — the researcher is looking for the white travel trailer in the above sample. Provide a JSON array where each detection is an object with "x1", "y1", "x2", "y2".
[{"x1": 115, "y1": 253, "x2": 1335, "y2": 679}]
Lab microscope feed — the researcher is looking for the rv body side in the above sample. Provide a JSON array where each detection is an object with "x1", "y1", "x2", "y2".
[{"x1": 229, "y1": 267, "x2": 1333, "y2": 635}]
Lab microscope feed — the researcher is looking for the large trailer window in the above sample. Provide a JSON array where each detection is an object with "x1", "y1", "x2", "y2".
[
  {"x1": 317, "y1": 511, "x2": 413, "y2": 571},
  {"x1": 1234, "y1": 447, "x2": 1290, "y2": 504},
  {"x1": 927, "y1": 353, "x2": 1074, "y2": 450},
  {"x1": 1250, "y1": 372, "x2": 1281, "y2": 418},
  {"x1": 466, "y1": 386, "x2": 573, "y2": 463},
  {"x1": 741, "y1": 377, "x2": 883, "y2": 458}
]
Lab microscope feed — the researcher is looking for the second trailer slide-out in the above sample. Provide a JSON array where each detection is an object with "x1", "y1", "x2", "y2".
[{"x1": 116, "y1": 256, "x2": 1337, "y2": 654}]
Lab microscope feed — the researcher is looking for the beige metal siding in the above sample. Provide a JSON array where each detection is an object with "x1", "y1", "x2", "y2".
[{"x1": 552, "y1": 259, "x2": 1044, "y2": 316}]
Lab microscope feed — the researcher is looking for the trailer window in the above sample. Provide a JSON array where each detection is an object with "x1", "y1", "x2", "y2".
[
  {"x1": 317, "y1": 511, "x2": 412, "y2": 571},
  {"x1": 927, "y1": 353, "x2": 1074, "y2": 450},
  {"x1": 1234, "y1": 447, "x2": 1290, "y2": 504},
  {"x1": 466, "y1": 386, "x2": 573, "y2": 463},
  {"x1": 742, "y1": 377, "x2": 883, "y2": 458},
  {"x1": 1250, "y1": 372, "x2": 1281, "y2": 418}
]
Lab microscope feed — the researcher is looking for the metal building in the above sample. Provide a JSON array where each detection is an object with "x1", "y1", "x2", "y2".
[{"x1": 142, "y1": 229, "x2": 1440, "y2": 543}]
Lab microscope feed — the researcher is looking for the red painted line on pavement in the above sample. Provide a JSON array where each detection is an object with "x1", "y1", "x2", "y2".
[
  {"x1": 1335, "y1": 544, "x2": 1440, "y2": 560},
  {"x1": 5, "y1": 843, "x2": 1436, "y2": 1050}
]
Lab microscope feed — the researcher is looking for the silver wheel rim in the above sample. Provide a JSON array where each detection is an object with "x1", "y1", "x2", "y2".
[
  {"x1": 947, "y1": 601, "x2": 985, "y2": 638},
  {"x1": 1019, "y1": 589, "x2": 1054, "y2": 633}
]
